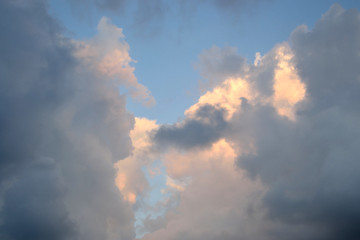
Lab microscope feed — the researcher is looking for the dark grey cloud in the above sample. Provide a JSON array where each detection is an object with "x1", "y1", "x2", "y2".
[
  {"x1": 0, "y1": 1, "x2": 135, "y2": 239},
  {"x1": 0, "y1": 160, "x2": 76, "y2": 240},
  {"x1": 230, "y1": 4, "x2": 360, "y2": 240},
  {"x1": 152, "y1": 104, "x2": 227, "y2": 149},
  {"x1": 233, "y1": 98, "x2": 360, "y2": 240},
  {"x1": 0, "y1": 0, "x2": 74, "y2": 186},
  {"x1": 291, "y1": 3, "x2": 360, "y2": 114}
]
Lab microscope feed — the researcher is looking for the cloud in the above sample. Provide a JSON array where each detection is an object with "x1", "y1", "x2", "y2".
[
  {"x1": 234, "y1": 4, "x2": 360, "y2": 239},
  {"x1": 153, "y1": 42, "x2": 305, "y2": 150},
  {"x1": 66, "y1": 0, "x2": 269, "y2": 37},
  {"x1": 114, "y1": 117, "x2": 159, "y2": 205},
  {"x1": 153, "y1": 104, "x2": 228, "y2": 150},
  {"x1": 66, "y1": 0, "x2": 167, "y2": 36},
  {"x1": 185, "y1": 77, "x2": 253, "y2": 119},
  {"x1": 140, "y1": 138, "x2": 266, "y2": 240},
  {"x1": 146, "y1": 4, "x2": 360, "y2": 240},
  {"x1": 291, "y1": 3, "x2": 360, "y2": 113},
  {"x1": 195, "y1": 46, "x2": 249, "y2": 91},
  {"x1": 73, "y1": 16, "x2": 155, "y2": 106},
  {"x1": 0, "y1": 160, "x2": 76, "y2": 240},
  {"x1": 0, "y1": 1, "x2": 146, "y2": 239}
]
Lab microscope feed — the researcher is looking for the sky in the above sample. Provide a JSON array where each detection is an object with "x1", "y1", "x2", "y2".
[{"x1": 1, "y1": 0, "x2": 360, "y2": 240}]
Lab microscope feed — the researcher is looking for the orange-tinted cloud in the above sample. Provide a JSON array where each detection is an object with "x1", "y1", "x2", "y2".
[
  {"x1": 73, "y1": 17, "x2": 155, "y2": 106},
  {"x1": 273, "y1": 44, "x2": 306, "y2": 120},
  {"x1": 115, "y1": 117, "x2": 159, "y2": 204}
]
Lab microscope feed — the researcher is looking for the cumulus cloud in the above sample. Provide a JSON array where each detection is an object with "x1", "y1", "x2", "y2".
[
  {"x1": 153, "y1": 105, "x2": 228, "y2": 150},
  {"x1": 235, "y1": 4, "x2": 360, "y2": 239},
  {"x1": 153, "y1": 42, "x2": 305, "y2": 150},
  {"x1": 140, "y1": 138, "x2": 266, "y2": 240},
  {"x1": 147, "y1": 4, "x2": 360, "y2": 240},
  {"x1": 0, "y1": 1, "x2": 148, "y2": 239},
  {"x1": 118, "y1": 115, "x2": 266, "y2": 240},
  {"x1": 73, "y1": 17, "x2": 155, "y2": 106}
]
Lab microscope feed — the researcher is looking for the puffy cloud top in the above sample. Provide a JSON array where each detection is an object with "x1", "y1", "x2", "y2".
[{"x1": 148, "y1": 4, "x2": 360, "y2": 240}]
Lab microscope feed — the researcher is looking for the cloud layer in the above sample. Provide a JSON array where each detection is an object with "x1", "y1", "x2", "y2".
[
  {"x1": 0, "y1": 1, "x2": 144, "y2": 239},
  {"x1": 146, "y1": 4, "x2": 360, "y2": 240}
]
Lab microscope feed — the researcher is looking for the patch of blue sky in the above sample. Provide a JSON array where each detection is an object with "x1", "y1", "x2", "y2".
[
  {"x1": 133, "y1": 160, "x2": 174, "y2": 238},
  {"x1": 144, "y1": 160, "x2": 169, "y2": 205}
]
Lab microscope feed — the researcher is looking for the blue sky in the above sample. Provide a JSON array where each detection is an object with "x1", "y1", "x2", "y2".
[{"x1": 49, "y1": 0, "x2": 360, "y2": 124}]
